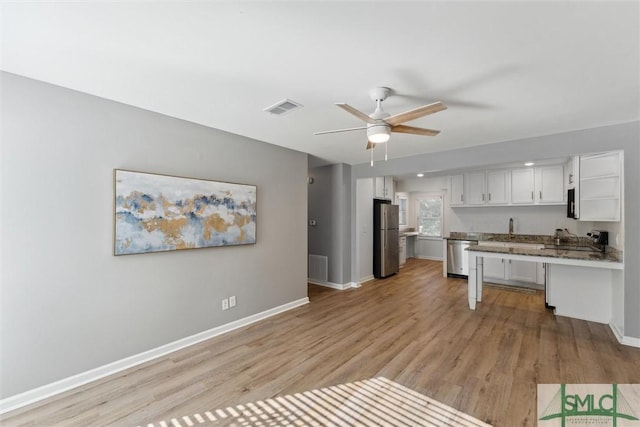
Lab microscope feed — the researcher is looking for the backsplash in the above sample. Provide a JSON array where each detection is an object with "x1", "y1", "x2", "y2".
[{"x1": 445, "y1": 205, "x2": 574, "y2": 235}]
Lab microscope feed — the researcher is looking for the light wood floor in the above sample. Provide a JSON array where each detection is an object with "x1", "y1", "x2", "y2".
[{"x1": 3, "y1": 259, "x2": 639, "y2": 426}]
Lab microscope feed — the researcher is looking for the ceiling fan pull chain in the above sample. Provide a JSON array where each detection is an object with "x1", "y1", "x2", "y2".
[
  {"x1": 385, "y1": 140, "x2": 388, "y2": 161},
  {"x1": 370, "y1": 147, "x2": 374, "y2": 167}
]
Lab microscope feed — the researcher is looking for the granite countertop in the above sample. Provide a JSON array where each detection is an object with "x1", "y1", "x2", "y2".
[
  {"x1": 446, "y1": 231, "x2": 623, "y2": 264},
  {"x1": 466, "y1": 243, "x2": 623, "y2": 264},
  {"x1": 445, "y1": 231, "x2": 551, "y2": 243}
]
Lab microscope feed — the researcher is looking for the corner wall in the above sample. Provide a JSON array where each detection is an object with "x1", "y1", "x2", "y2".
[
  {"x1": 308, "y1": 163, "x2": 353, "y2": 286},
  {"x1": 0, "y1": 73, "x2": 309, "y2": 398}
]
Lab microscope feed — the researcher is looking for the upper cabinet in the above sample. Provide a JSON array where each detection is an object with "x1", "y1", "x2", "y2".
[
  {"x1": 464, "y1": 172, "x2": 487, "y2": 205},
  {"x1": 486, "y1": 170, "x2": 510, "y2": 205},
  {"x1": 374, "y1": 176, "x2": 394, "y2": 200},
  {"x1": 511, "y1": 165, "x2": 565, "y2": 205},
  {"x1": 578, "y1": 151, "x2": 622, "y2": 222},
  {"x1": 449, "y1": 174, "x2": 464, "y2": 206},
  {"x1": 449, "y1": 164, "x2": 565, "y2": 207},
  {"x1": 535, "y1": 165, "x2": 565, "y2": 204},
  {"x1": 462, "y1": 170, "x2": 509, "y2": 206},
  {"x1": 511, "y1": 168, "x2": 535, "y2": 204}
]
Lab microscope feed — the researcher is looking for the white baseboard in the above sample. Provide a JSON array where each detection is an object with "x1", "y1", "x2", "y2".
[
  {"x1": 359, "y1": 275, "x2": 375, "y2": 284},
  {"x1": 610, "y1": 322, "x2": 640, "y2": 348},
  {"x1": 307, "y1": 279, "x2": 359, "y2": 290},
  {"x1": 0, "y1": 297, "x2": 310, "y2": 415}
]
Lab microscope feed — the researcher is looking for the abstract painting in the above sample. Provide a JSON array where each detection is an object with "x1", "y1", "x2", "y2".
[{"x1": 114, "y1": 169, "x2": 256, "y2": 255}]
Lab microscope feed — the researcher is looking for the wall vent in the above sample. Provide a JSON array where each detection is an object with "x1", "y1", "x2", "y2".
[
  {"x1": 264, "y1": 98, "x2": 303, "y2": 115},
  {"x1": 308, "y1": 254, "x2": 328, "y2": 283}
]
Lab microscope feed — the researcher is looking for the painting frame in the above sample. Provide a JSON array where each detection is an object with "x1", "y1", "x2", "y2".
[{"x1": 113, "y1": 169, "x2": 257, "y2": 256}]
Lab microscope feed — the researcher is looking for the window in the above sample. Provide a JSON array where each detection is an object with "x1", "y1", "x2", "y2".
[
  {"x1": 416, "y1": 194, "x2": 443, "y2": 237},
  {"x1": 396, "y1": 194, "x2": 408, "y2": 226}
]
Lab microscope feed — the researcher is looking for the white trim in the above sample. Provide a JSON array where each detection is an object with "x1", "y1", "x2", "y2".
[
  {"x1": 307, "y1": 279, "x2": 359, "y2": 290},
  {"x1": 359, "y1": 275, "x2": 375, "y2": 284},
  {"x1": 610, "y1": 322, "x2": 640, "y2": 348},
  {"x1": 0, "y1": 297, "x2": 310, "y2": 415}
]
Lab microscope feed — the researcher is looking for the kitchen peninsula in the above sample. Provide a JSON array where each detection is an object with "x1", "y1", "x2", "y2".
[{"x1": 465, "y1": 235, "x2": 624, "y2": 340}]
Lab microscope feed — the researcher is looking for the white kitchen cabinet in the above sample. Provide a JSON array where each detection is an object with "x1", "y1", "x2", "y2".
[
  {"x1": 567, "y1": 156, "x2": 579, "y2": 190},
  {"x1": 486, "y1": 170, "x2": 510, "y2": 205},
  {"x1": 478, "y1": 241, "x2": 542, "y2": 285},
  {"x1": 535, "y1": 165, "x2": 565, "y2": 204},
  {"x1": 449, "y1": 174, "x2": 464, "y2": 206},
  {"x1": 579, "y1": 151, "x2": 622, "y2": 222},
  {"x1": 546, "y1": 264, "x2": 612, "y2": 323},
  {"x1": 464, "y1": 172, "x2": 486, "y2": 205},
  {"x1": 510, "y1": 168, "x2": 535, "y2": 204},
  {"x1": 374, "y1": 176, "x2": 394, "y2": 200},
  {"x1": 483, "y1": 257, "x2": 506, "y2": 280},
  {"x1": 509, "y1": 259, "x2": 539, "y2": 283},
  {"x1": 399, "y1": 236, "x2": 407, "y2": 267},
  {"x1": 511, "y1": 165, "x2": 564, "y2": 205}
]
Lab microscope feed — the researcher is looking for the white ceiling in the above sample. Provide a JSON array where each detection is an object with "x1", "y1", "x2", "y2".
[{"x1": 2, "y1": 1, "x2": 638, "y2": 166}]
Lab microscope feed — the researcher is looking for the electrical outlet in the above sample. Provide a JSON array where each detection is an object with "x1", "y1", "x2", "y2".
[
  {"x1": 221, "y1": 298, "x2": 229, "y2": 311},
  {"x1": 229, "y1": 295, "x2": 237, "y2": 308}
]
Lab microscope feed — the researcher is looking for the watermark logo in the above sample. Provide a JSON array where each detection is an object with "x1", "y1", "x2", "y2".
[{"x1": 538, "y1": 384, "x2": 640, "y2": 426}]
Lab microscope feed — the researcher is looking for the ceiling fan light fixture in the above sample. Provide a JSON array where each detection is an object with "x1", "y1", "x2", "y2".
[{"x1": 367, "y1": 124, "x2": 390, "y2": 143}]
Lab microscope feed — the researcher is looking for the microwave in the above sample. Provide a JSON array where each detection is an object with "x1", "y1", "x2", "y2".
[{"x1": 567, "y1": 188, "x2": 577, "y2": 219}]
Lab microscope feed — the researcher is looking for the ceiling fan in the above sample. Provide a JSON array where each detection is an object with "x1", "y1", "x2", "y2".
[{"x1": 315, "y1": 87, "x2": 447, "y2": 150}]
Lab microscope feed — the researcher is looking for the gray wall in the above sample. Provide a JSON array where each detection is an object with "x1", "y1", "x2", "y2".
[
  {"x1": 353, "y1": 121, "x2": 640, "y2": 339},
  {"x1": 308, "y1": 163, "x2": 352, "y2": 285},
  {"x1": 0, "y1": 73, "x2": 309, "y2": 398}
]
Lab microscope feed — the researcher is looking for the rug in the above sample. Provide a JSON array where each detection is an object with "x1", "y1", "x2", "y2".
[{"x1": 140, "y1": 377, "x2": 492, "y2": 427}]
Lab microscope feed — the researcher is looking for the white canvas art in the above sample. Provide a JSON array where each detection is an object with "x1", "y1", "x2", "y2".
[{"x1": 114, "y1": 170, "x2": 256, "y2": 255}]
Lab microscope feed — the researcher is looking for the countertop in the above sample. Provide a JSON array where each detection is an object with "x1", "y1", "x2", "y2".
[
  {"x1": 466, "y1": 243, "x2": 623, "y2": 264},
  {"x1": 445, "y1": 232, "x2": 551, "y2": 243},
  {"x1": 445, "y1": 231, "x2": 623, "y2": 264},
  {"x1": 399, "y1": 232, "x2": 419, "y2": 237}
]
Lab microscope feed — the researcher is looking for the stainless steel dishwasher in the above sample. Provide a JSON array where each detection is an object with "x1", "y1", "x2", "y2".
[{"x1": 447, "y1": 239, "x2": 473, "y2": 278}]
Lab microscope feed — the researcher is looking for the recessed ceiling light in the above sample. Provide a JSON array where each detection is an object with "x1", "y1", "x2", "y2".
[
  {"x1": 417, "y1": 173, "x2": 424, "y2": 177},
  {"x1": 524, "y1": 162, "x2": 535, "y2": 166}
]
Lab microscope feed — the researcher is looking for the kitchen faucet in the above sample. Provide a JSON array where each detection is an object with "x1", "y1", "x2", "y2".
[{"x1": 508, "y1": 218, "x2": 514, "y2": 239}]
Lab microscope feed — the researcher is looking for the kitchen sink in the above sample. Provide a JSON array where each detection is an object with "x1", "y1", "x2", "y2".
[{"x1": 543, "y1": 244, "x2": 602, "y2": 252}]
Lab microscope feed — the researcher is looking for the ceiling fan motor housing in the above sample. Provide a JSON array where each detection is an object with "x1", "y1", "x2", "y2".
[{"x1": 367, "y1": 123, "x2": 390, "y2": 143}]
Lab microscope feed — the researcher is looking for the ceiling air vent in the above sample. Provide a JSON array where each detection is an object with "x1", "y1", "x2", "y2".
[{"x1": 264, "y1": 98, "x2": 303, "y2": 115}]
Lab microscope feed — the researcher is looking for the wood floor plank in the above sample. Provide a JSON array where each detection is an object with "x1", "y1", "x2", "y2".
[{"x1": 2, "y1": 259, "x2": 639, "y2": 426}]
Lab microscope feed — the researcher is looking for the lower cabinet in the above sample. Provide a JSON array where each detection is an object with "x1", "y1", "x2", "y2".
[
  {"x1": 484, "y1": 258, "x2": 539, "y2": 284},
  {"x1": 483, "y1": 257, "x2": 506, "y2": 280},
  {"x1": 479, "y1": 242, "x2": 544, "y2": 286}
]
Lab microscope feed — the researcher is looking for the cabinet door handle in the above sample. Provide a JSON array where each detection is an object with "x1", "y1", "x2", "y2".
[
  {"x1": 461, "y1": 194, "x2": 463, "y2": 202},
  {"x1": 531, "y1": 191, "x2": 534, "y2": 200},
  {"x1": 539, "y1": 190, "x2": 542, "y2": 200},
  {"x1": 482, "y1": 193, "x2": 485, "y2": 201},
  {"x1": 488, "y1": 193, "x2": 491, "y2": 201}
]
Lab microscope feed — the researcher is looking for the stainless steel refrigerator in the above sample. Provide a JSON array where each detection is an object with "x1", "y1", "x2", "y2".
[{"x1": 373, "y1": 199, "x2": 399, "y2": 278}]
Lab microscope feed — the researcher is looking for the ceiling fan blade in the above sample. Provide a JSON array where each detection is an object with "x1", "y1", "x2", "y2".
[
  {"x1": 314, "y1": 126, "x2": 367, "y2": 135},
  {"x1": 336, "y1": 103, "x2": 376, "y2": 124},
  {"x1": 391, "y1": 124, "x2": 440, "y2": 136},
  {"x1": 366, "y1": 141, "x2": 375, "y2": 150},
  {"x1": 385, "y1": 101, "x2": 447, "y2": 126}
]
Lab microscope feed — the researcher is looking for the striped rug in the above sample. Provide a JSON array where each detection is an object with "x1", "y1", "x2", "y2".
[{"x1": 140, "y1": 377, "x2": 491, "y2": 427}]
